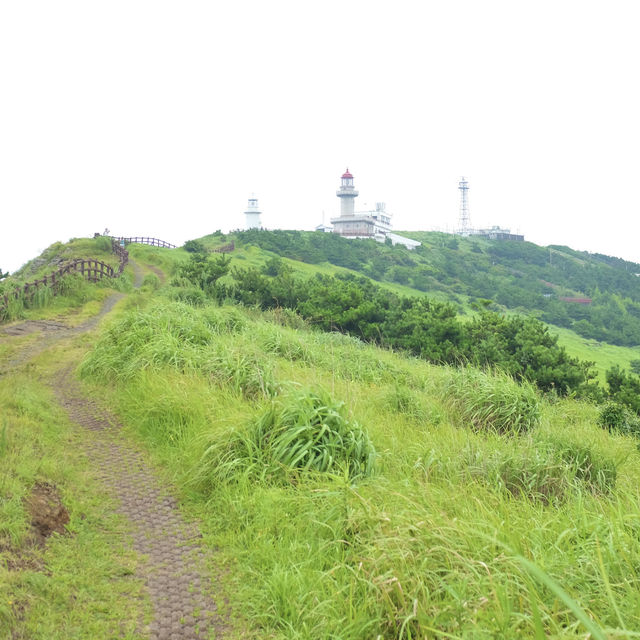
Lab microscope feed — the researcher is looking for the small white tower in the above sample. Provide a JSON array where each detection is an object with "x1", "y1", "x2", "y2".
[
  {"x1": 336, "y1": 168, "x2": 359, "y2": 217},
  {"x1": 244, "y1": 196, "x2": 262, "y2": 229}
]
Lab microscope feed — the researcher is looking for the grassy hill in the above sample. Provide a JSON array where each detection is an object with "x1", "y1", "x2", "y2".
[
  {"x1": 3, "y1": 235, "x2": 640, "y2": 637},
  {"x1": 195, "y1": 229, "x2": 640, "y2": 380},
  {"x1": 225, "y1": 229, "x2": 640, "y2": 347}
]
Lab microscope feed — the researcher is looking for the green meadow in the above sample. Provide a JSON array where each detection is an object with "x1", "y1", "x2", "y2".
[
  {"x1": 3, "y1": 234, "x2": 640, "y2": 638},
  {"x1": 77, "y1": 296, "x2": 640, "y2": 638}
]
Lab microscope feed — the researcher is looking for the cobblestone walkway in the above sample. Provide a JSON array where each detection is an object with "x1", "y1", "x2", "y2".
[
  {"x1": 1, "y1": 269, "x2": 228, "y2": 639},
  {"x1": 54, "y1": 370, "x2": 225, "y2": 639}
]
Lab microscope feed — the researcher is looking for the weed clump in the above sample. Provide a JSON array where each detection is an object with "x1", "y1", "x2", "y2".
[
  {"x1": 260, "y1": 328, "x2": 311, "y2": 363},
  {"x1": 201, "y1": 306, "x2": 246, "y2": 334},
  {"x1": 465, "y1": 435, "x2": 617, "y2": 503},
  {"x1": 79, "y1": 302, "x2": 215, "y2": 380},
  {"x1": 202, "y1": 389, "x2": 376, "y2": 485},
  {"x1": 442, "y1": 367, "x2": 540, "y2": 433},
  {"x1": 465, "y1": 447, "x2": 567, "y2": 504},
  {"x1": 385, "y1": 384, "x2": 429, "y2": 422},
  {"x1": 203, "y1": 349, "x2": 279, "y2": 400},
  {"x1": 166, "y1": 285, "x2": 207, "y2": 306},
  {"x1": 557, "y1": 443, "x2": 618, "y2": 493},
  {"x1": 141, "y1": 273, "x2": 160, "y2": 290}
]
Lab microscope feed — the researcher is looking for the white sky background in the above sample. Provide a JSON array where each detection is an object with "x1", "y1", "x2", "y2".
[{"x1": 1, "y1": 0, "x2": 639, "y2": 272}]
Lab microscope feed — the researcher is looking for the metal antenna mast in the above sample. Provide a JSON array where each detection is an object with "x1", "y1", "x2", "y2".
[{"x1": 458, "y1": 176, "x2": 470, "y2": 235}]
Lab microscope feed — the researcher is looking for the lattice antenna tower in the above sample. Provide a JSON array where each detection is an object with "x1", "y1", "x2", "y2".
[{"x1": 458, "y1": 176, "x2": 470, "y2": 235}]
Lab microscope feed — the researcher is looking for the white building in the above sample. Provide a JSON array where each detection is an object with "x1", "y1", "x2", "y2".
[
  {"x1": 331, "y1": 170, "x2": 392, "y2": 240},
  {"x1": 244, "y1": 196, "x2": 262, "y2": 229},
  {"x1": 329, "y1": 169, "x2": 419, "y2": 249}
]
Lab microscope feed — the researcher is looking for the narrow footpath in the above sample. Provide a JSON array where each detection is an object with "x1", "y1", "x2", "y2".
[{"x1": 1, "y1": 261, "x2": 228, "y2": 639}]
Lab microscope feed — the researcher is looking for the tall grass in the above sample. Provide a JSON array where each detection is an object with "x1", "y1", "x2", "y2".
[
  {"x1": 441, "y1": 366, "x2": 541, "y2": 433},
  {"x1": 76, "y1": 299, "x2": 640, "y2": 638},
  {"x1": 0, "y1": 292, "x2": 25, "y2": 322},
  {"x1": 197, "y1": 389, "x2": 376, "y2": 486},
  {"x1": 27, "y1": 284, "x2": 54, "y2": 309}
]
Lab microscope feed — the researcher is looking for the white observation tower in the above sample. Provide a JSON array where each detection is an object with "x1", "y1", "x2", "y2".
[
  {"x1": 244, "y1": 196, "x2": 262, "y2": 229},
  {"x1": 336, "y1": 168, "x2": 359, "y2": 217}
]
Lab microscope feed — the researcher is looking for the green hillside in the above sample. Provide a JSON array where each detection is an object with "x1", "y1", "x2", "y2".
[
  {"x1": 227, "y1": 228, "x2": 640, "y2": 348},
  {"x1": 3, "y1": 235, "x2": 640, "y2": 638}
]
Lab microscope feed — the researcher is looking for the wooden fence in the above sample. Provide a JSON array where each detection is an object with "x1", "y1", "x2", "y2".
[
  {"x1": 113, "y1": 237, "x2": 176, "y2": 249},
  {"x1": 1, "y1": 238, "x2": 130, "y2": 313}
]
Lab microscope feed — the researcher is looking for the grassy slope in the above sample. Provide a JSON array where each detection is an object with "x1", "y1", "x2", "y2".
[
  {"x1": 76, "y1": 294, "x2": 640, "y2": 638},
  {"x1": 10, "y1": 237, "x2": 123, "y2": 284},
  {"x1": 553, "y1": 325, "x2": 640, "y2": 382},
  {"x1": 220, "y1": 230, "x2": 640, "y2": 377},
  {"x1": 5, "y1": 237, "x2": 640, "y2": 637}
]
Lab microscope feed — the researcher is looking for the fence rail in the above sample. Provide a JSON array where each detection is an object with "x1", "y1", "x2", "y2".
[
  {"x1": 1, "y1": 238, "x2": 131, "y2": 314},
  {"x1": 113, "y1": 236, "x2": 176, "y2": 249}
]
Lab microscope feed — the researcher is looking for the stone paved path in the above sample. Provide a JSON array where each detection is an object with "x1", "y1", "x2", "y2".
[
  {"x1": 1, "y1": 266, "x2": 228, "y2": 639},
  {"x1": 54, "y1": 369, "x2": 225, "y2": 639}
]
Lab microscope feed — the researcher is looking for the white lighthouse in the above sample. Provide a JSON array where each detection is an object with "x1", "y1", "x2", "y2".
[
  {"x1": 244, "y1": 196, "x2": 262, "y2": 229},
  {"x1": 336, "y1": 168, "x2": 358, "y2": 216}
]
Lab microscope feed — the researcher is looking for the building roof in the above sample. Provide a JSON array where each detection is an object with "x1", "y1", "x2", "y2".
[{"x1": 341, "y1": 168, "x2": 353, "y2": 179}]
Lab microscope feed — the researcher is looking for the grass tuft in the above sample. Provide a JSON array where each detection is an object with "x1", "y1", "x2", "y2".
[
  {"x1": 442, "y1": 366, "x2": 541, "y2": 433},
  {"x1": 198, "y1": 389, "x2": 376, "y2": 486}
]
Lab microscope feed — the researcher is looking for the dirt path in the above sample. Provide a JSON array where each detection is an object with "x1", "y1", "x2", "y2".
[
  {"x1": 2, "y1": 266, "x2": 228, "y2": 639},
  {"x1": 147, "y1": 264, "x2": 166, "y2": 284}
]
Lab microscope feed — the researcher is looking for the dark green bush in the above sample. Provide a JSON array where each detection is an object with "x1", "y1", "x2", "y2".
[
  {"x1": 183, "y1": 239, "x2": 207, "y2": 253},
  {"x1": 598, "y1": 402, "x2": 640, "y2": 437},
  {"x1": 94, "y1": 235, "x2": 113, "y2": 252}
]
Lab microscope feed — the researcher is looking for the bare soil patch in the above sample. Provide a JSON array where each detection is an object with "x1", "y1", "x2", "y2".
[
  {"x1": 1, "y1": 320, "x2": 69, "y2": 337},
  {"x1": 25, "y1": 482, "x2": 70, "y2": 547},
  {"x1": 1, "y1": 482, "x2": 68, "y2": 575}
]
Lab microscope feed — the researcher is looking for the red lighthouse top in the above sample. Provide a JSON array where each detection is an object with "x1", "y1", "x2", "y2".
[{"x1": 341, "y1": 168, "x2": 353, "y2": 179}]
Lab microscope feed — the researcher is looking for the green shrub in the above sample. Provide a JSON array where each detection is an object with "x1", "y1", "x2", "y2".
[
  {"x1": 141, "y1": 273, "x2": 160, "y2": 290},
  {"x1": 598, "y1": 402, "x2": 640, "y2": 437},
  {"x1": 183, "y1": 239, "x2": 207, "y2": 253},
  {"x1": 166, "y1": 285, "x2": 207, "y2": 306},
  {"x1": 94, "y1": 235, "x2": 113, "y2": 252},
  {"x1": 442, "y1": 367, "x2": 540, "y2": 433},
  {"x1": 201, "y1": 389, "x2": 376, "y2": 485}
]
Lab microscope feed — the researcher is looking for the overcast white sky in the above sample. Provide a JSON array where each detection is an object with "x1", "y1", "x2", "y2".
[{"x1": 1, "y1": 1, "x2": 639, "y2": 272}]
